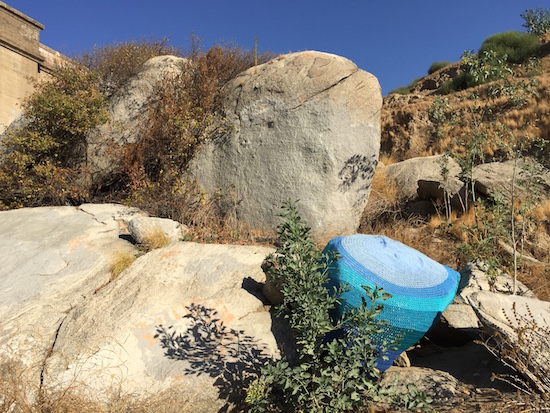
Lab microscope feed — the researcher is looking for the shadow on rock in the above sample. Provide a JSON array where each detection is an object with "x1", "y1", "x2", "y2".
[{"x1": 155, "y1": 303, "x2": 269, "y2": 412}]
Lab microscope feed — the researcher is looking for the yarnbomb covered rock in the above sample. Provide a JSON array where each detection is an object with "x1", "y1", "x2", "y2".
[{"x1": 324, "y1": 234, "x2": 460, "y2": 371}]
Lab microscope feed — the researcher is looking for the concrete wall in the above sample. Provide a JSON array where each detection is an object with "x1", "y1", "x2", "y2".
[{"x1": 0, "y1": 2, "x2": 63, "y2": 134}]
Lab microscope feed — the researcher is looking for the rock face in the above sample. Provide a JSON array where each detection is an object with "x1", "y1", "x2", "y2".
[
  {"x1": 46, "y1": 242, "x2": 278, "y2": 411},
  {"x1": 87, "y1": 55, "x2": 187, "y2": 186},
  {"x1": 0, "y1": 204, "x2": 143, "y2": 387},
  {"x1": 191, "y1": 51, "x2": 382, "y2": 243},
  {"x1": 0, "y1": 205, "x2": 280, "y2": 411}
]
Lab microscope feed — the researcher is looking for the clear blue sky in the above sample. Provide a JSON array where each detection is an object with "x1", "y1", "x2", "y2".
[{"x1": 6, "y1": 0, "x2": 548, "y2": 95}]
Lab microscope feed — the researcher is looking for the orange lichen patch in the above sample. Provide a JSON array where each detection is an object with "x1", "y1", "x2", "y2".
[
  {"x1": 215, "y1": 301, "x2": 236, "y2": 325},
  {"x1": 142, "y1": 332, "x2": 157, "y2": 346},
  {"x1": 68, "y1": 233, "x2": 90, "y2": 252},
  {"x1": 171, "y1": 307, "x2": 181, "y2": 320},
  {"x1": 160, "y1": 250, "x2": 179, "y2": 260}
]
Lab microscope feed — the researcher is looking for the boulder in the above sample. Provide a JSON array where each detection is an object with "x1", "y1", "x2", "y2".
[
  {"x1": 430, "y1": 261, "x2": 533, "y2": 342},
  {"x1": 458, "y1": 260, "x2": 534, "y2": 299},
  {"x1": 324, "y1": 234, "x2": 460, "y2": 371},
  {"x1": 0, "y1": 204, "x2": 142, "y2": 388},
  {"x1": 44, "y1": 242, "x2": 278, "y2": 411},
  {"x1": 467, "y1": 291, "x2": 550, "y2": 393},
  {"x1": 383, "y1": 154, "x2": 464, "y2": 204},
  {"x1": 381, "y1": 366, "x2": 458, "y2": 403},
  {"x1": 128, "y1": 216, "x2": 188, "y2": 245},
  {"x1": 87, "y1": 55, "x2": 187, "y2": 186},
  {"x1": 473, "y1": 158, "x2": 550, "y2": 201},
  {"x1": 190, "y1": 51, "x2": 382, "y2": 243}
]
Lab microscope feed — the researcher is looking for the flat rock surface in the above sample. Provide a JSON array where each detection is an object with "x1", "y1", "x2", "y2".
[
  {"x1": 0, "y1": 204, "x2": 142, "y2": 386},
  {"x1": 45, "y1": 242, "x2": 278, "y2": 412}
]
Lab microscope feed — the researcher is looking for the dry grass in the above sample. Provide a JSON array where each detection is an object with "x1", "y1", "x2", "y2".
[
  {"x1": 382, "y1": 69, "x2": 550, "y2": 165},
  {"x1": 141, "y1": 227, "x2": 170, "y2": 251},
  {"x1": 0, "y1": 347, "x2": 204, "y2": 413},
  {"x1": 109, "y1": 250, "x2": 137, "y2": 280},
  {"x1": 378, "y1": 152, "x2": 398, "y2": 166}
]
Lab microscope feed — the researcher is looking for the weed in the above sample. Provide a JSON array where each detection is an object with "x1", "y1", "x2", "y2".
[
  {"x1": 248, "y1": 201, "x2": 398, "y2": 412},
  {"x1": 521, "y1": 8, "x2": 550, "y2": 37},
  {"x1": 141, "y1": 227, "x2": 170, "y2": 251},
  {"x1": 110, "y1": 251, "x2": 137, "y2": 280},
  {"x1": 478, "y1": 302, "x2": 550, "y2": 394}
]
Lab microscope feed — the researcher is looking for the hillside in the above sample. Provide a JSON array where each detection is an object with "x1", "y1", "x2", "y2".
[{"x1": 362, "y1": 32, "x2": 550, "y2": 301}]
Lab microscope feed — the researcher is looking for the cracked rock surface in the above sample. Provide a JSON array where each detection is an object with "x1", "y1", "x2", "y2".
[
  {"x1": 1, "y1": 205, "x2": 280, "y2": 411},
  {"x1": 0, "y1": 204, "x2": 143, "y2": 390},
  {"x1": 45, "y1": 241, "x2": 277, "y2": 411},
  {"x1": 190, "y1": 51, "x2": 382, "y2": 243}
]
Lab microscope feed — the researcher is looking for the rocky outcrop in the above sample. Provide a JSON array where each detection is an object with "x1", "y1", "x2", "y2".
[
  {"x1": 190, "y1": 51, "x2": 382, "y2": 243},
  {"x1": 0, "y1": 204, "x2": 143, "y2": 389},
  {"x1": 86, "y1": 55, "x2": 187, "y2": 186},
  {"x1": 45, "y1": 242, "x2": 278, "y2": 411},
  {"x1": 383, "y1": 155, "x2": 463, "y2": 203},
  {"x1": 473, "y1": 158, "x2": 550, "y2": 201},
  {"x1": 0, "y1": 205, "x2": 282, "y2": 411}
]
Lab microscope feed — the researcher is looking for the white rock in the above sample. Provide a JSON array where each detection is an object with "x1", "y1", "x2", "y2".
[
  {"x1": 191, "y1": 51, "x2": 382, "y2": 243},
  {"x1": 128, "y1": 216, "x2": 188, "y2": 244},
  {"x1": 44, "y1": 242, "x2": 278, "y2": 411},
  {"x1": 467, "y1": 291, "x2": 550, "y2": 393}
]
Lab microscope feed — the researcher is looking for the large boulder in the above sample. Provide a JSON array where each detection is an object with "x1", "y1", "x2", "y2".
[
  {"x1": 86, "y1": 55, "x2": 187, "y2": 186},
  {"x1": 190, "y1": 51, "x2": 382, "y2": 243}
]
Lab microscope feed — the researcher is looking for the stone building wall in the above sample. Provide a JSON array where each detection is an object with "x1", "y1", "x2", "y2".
[{"x1": 0, "y1": 2, "x2": 66, "y2": 133}]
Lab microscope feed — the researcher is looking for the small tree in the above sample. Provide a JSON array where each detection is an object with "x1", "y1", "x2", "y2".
[{"x1": 0, "y1": 66, "x2": 108, "y2": 208}]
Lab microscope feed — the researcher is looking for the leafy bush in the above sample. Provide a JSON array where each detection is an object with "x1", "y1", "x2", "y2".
[
  {"x1": 521, "y1": 8, "x2": 550, "y2": 37},
  {"x1": 478, "y1": 31, "x2": 540, "y2": 64},
  {"x1": 445, "y1": 50, "x2": 512, "y2": 93},
  {"x1": 428, "y1": 61, "x2": 450, "y2": 75},
  {"x1": 247, "y1": 201, "x2": 397, "y2": 412},
  {"x1": 0, "y1": 66, "x2": 108, "y2": 209}
]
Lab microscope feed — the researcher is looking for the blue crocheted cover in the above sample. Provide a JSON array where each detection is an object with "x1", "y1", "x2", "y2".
[{"x1": 324, "y1": 234, "x2": 460, "y2": 371}]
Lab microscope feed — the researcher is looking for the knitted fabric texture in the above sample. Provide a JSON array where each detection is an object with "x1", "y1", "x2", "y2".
[{"x1": 324, "y1": 234, "x2": 460, "y2": 371}]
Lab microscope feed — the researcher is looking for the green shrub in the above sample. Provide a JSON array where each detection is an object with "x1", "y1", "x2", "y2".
[
  {"x1": 521, "y1": 8, "x2": 550, "y2": 37},
  {"x1": 388, "y1": 86, "x2": 410, "y2": 95},
  {"x1": 439, "y1": 80, "x2": 453, "y2": 95},
  {"x1": 0, "y1": 66, "x2": 108, "y2": 209},
  {"x1": 451, "y1": 72, "x2": 479, "y2": 91},
  {"x1": 388, "y1": 86, "x2": 409, "y2": 95},
  {"x1": 428, "y1": 61, "x2": 451, "y2": 75},
  {"x1": 247, "y1": 201, "x2": 397, "y2": 412},
  {"x1": 478, "y1": 31, "x2": 540, "y2": 64}
]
